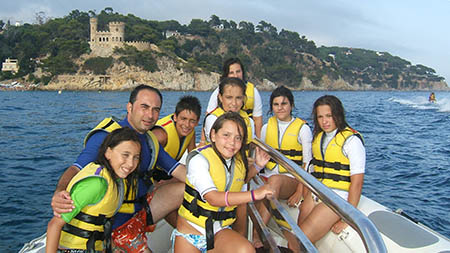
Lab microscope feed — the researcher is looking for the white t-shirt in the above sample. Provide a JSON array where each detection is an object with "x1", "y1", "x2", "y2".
[
  {"x1": 186, "y1": 154, "x2": 233, "y2": 235},
  {"x1": 260, "y1": 118, "x2": 313, "y2": 178},
  {"x1": 312, "y1": 128, "x2": 366, "y2": 200},
  {"x1": 203, "y1": 113, "x2": 255, "y2": 143},
  {"x1": 206, "y1": 85, "x2": 263, "y2": 117}
]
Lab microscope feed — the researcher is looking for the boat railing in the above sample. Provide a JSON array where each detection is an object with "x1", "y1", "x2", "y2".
[{"x1": 247, "y1": 138, "x2": 387, "y2": 253}]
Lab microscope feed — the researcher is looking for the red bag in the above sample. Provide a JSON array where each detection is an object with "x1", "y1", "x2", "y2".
[{"x1": 111, "y1": 193, "x2": 156, "y2": 252}]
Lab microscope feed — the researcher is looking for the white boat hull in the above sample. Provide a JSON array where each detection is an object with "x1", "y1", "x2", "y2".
[{"x1": 19, "y1": 195, "x2": 450, "y2": 252}]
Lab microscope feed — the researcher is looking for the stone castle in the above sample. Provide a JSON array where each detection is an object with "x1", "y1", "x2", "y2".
[{"x1": 89, "y1": 17, "x2": 153, "y2": 56}]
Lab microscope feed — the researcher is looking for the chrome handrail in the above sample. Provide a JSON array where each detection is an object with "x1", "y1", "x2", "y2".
[
  {"x1": 250, "y1": 138, "x2": 387, "y2": 253},
  {"x1": 252, "y1": 175, "x2": 318, "y2": 253}
]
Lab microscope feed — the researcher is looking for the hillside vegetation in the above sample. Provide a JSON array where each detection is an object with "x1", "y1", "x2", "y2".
[{"x1": 0, "y1": 8, "x2": 446, "y2": 90}]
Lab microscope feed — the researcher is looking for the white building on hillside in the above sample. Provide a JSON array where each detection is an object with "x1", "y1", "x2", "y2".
[{"x1": 2, "y1": 58, "x2": 19, "y2": 73}]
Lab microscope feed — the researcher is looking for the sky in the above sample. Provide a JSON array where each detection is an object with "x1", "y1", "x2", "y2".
[{"x1": 1, "y1": 0, "x2": 449, "y2": 85}]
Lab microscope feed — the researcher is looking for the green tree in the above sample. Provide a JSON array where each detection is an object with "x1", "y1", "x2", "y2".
[
  {"x1": 208, "y1": 15, "x2": 221, "y2": 27},
  {"x1": 188, "y1": 19, "x2": 211, "y2": 36},
  {"x1": 83, "y1": 57, "x2": 114, "y2": 74}
]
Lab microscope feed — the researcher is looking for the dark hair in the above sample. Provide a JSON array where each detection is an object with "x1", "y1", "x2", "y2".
[
  {"x1": 217, "y1": 77, "x2": 246, "y2": 109},
  {"x1": 175, "y1": 95, "x2": 202, "y2": 120},
  {"x1": 312, "y1": 95, "x2": 349, "y2": 137},
  {"x1": 96, "y1": 127, "x2": 140, "y2": 199},
  {"x1": 129, "y1": 84, "x2": 163, "y2": 106},
  {"x1": 221, "y1": 57, "x2": 246, "y2": 81},
  {"x1": 269, "y1": 85, "x2": 295, "y2": 115},
  {"x1": 210, "y1": 112, "x2": 249, "y2": 180}
]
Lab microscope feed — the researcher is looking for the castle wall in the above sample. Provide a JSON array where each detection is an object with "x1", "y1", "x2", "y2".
[
  {"x1": 89, "y1": 17, "x2": 150, "y2": 55},
  {"x1": 125, "y1": 41, "x2": 152, "y2": 51}
]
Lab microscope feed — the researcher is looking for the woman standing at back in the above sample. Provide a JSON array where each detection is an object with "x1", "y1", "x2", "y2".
[
  {"x1": 298, "y1": 95, "x2": 365, "y2": 243},
  {"x1": 203, "y1": 77, "x2": 255, "y2": 145}
]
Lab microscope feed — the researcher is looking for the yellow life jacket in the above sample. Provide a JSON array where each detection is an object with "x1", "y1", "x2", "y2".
[
  {"x1": 310, "y1": 127, "x2": 363, "y2": 191},
  {"x1": 178, "y1": 145, "x2": 246, "y2": 250},
  {"x1": 156, "y1": 113, "x2": 194, "y2": 160},
  {"x1": 243, "y1": 81, "x2": 255, "y2": 117},
  {"x1": 83, "y1": 117, "x2": 159, "y2": 214},
  {"x1": 265, "y1": 116, "x2": 305, "y2": 173},
  {"x1": 60, "y1": 162, "x2": 123, "y2": 251},
  {"x1": 208, "y1": 107, "x2": 253, "y2": 144}
]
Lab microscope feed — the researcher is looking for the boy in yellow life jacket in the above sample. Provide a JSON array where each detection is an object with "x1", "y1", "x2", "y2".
[{"x1": 152, "y1": 96, "x2": 201, "y2": 181}]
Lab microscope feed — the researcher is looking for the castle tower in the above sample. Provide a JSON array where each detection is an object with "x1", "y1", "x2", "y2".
[
  {"x1": 108, "y1": 21, "x2": 125, "y2": 42},
  {"x1": 90, "y1": 17, "x2": 98, "y2": 42}
]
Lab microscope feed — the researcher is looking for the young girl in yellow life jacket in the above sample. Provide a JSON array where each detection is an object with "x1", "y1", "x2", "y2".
[
  {"x1": 173, "y1": 112, "x2": 274, "y2": 253},
  {"x1": 202, "y1": 77, "x2": 254, "y2": 145},
  {"x1": 298, "y1": 95, "x2": 365, "y2": 243},
  {"x1": 46, "y1": 127, "x2": 140, "y2": 252},
  {"x1": 253, "y1": 86, "x2": 313, "y2": 252}
]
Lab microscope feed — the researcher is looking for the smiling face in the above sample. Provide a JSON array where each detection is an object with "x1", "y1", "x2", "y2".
[
  {"x1": 218, "y1": 84, "x2": 245, "y2": 113},
  {"x1": 227, "y1": 63, "x2": 244, "y2": 80},
  {"x1": 173, "y1": 109, "x2": 199, "y2": 137},
  {"x1": 105, "y1": 140, "x2": 141, "y2": 178},
  {"x1": 316, "y1": 105, "x2": 337, "y2": 133},
  {"x1": 210, "y1": 120, "x2": 243, "y2": 160},
  {"x1": 272, "y1": 96, "x2": 292, "y2": 122},
  {"x1": 127, "y1": 89, "x2": 161, "y2": 134}
]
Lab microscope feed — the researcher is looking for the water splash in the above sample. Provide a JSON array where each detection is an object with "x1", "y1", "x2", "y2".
[{"x1": 390, "y1": 95, "x2": 450, "y2": 112}]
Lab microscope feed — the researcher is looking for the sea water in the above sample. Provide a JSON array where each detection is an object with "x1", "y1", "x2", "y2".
[{"x1": 0, "y1": 90, "x2": 449, "y2": 252}]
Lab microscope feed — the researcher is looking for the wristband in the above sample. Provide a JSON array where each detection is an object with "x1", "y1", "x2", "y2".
[
  {"x1": 225, "y1": 191, "x2": 230, "y2": 207},
  {"x1": 254, "y1": 163, "x2": 264, "y2": 172},
  {"x1": 250, "y1": 190, "x2": 256, "y2": 202}
]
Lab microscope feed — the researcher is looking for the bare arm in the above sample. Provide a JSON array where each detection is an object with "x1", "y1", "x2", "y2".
[
  {"x1": 246, "y1": 147, "x2": 269, "y2": 181},
  {"x1": 287, "y1": 180, "x2": 304, "y2": 208},
  {"x1": 347, "y1": 173, "x2": 364, "y2": 207},
  {"x1": 46, "y1": 216, "x2": 66, "y2": 252},
  {"x1": 199, "y1": 127, "x2": 207, "y2": 147},
  {"x1": 253, "y1": 116, "x2": 262, "y2": 139},
  {"x1": 187, "y1": 134, "x2": 196, "y2": 152},
  {"x1": 332, "y1": 173, "x2": 364, "y2": 233},
  {"x1": 51, "y1": 165, "x2": 79, "y2": 217},
  {"x1": 170, "y1": 164, "x2": 186, "y2": 183},
  {"x1": 204, "y1": 185, "x2": 274, "y2": 207},
  {"x1": 152, "y1": 127, "x2": 168, "y2": 147}
]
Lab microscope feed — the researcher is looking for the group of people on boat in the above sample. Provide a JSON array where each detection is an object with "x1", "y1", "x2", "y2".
[{"x1": 46, "y1": 57, "x2": 366, "y2": 253}]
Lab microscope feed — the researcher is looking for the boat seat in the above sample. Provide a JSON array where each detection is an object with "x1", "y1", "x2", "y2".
[{"x1": 368, "y1": 210, "x2": 439, "y2": 248}]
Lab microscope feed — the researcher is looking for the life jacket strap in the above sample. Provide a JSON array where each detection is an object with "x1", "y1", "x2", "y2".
[
  {"x1": 311, "y1": 171, "x2": 351, "y2": 182},
  {"x1": 182, "y1": 184, "x2": 236, "y2": 250},
  {"x1": 148, "y1": 167, "x2": 172, "y2": 181},
  {"x1": 278, "y1": 149, "x2": 302, "y2": 157},
  {"x1": 244, "y1": 108, "x2": 253, "y2": 117},
  {"x1": 268, "y1": 158, "x2": 302, "y2": 167},
  {"x1": 138, "y1": 170, "x2": 153, "y2": 187},
  {"x1": 74, "y1": 212, "x2": 107, "y2": 226},
  {"x1": 310, "y1": 158, "x2": 350, "y2": 171},
  {"x1": 122, "y1": 194, "x2": 154, "y2": 226},
  {"x1": 182, "y1": 199, "x2": 236, "y2": 250},
  {"x1": 62, "y1": 221, "x2": 113, "y2": 253}
]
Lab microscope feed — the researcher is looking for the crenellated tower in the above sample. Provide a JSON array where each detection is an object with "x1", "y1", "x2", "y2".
[
  {"x1": 90, "y1": 17, "x2": 98, "y2": 42},
  {"x1": 108, "y1": 22, "x2": 125, "y2": 42},
  {"x1": 89, "y1": 17, "x2": 150, "y2": 57}
]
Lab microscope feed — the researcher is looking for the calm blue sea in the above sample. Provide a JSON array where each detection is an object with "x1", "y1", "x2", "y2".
[{"x1": 1, "y1": 90, "x2": 449, "y2": 252}]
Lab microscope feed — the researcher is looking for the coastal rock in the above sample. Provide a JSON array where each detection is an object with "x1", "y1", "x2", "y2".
[{"x1": 40, "y1": 56, "x2": 220, "y2": 91}]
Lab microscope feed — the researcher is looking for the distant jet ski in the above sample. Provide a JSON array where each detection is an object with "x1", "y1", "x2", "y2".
[{"x1": 429, "y1": 92, "x2": 436, "y2": 103}]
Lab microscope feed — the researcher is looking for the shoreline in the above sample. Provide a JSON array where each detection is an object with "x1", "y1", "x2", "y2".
[{"x1": 1, "y1": 79, "x2": 449, "y2": 92}]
